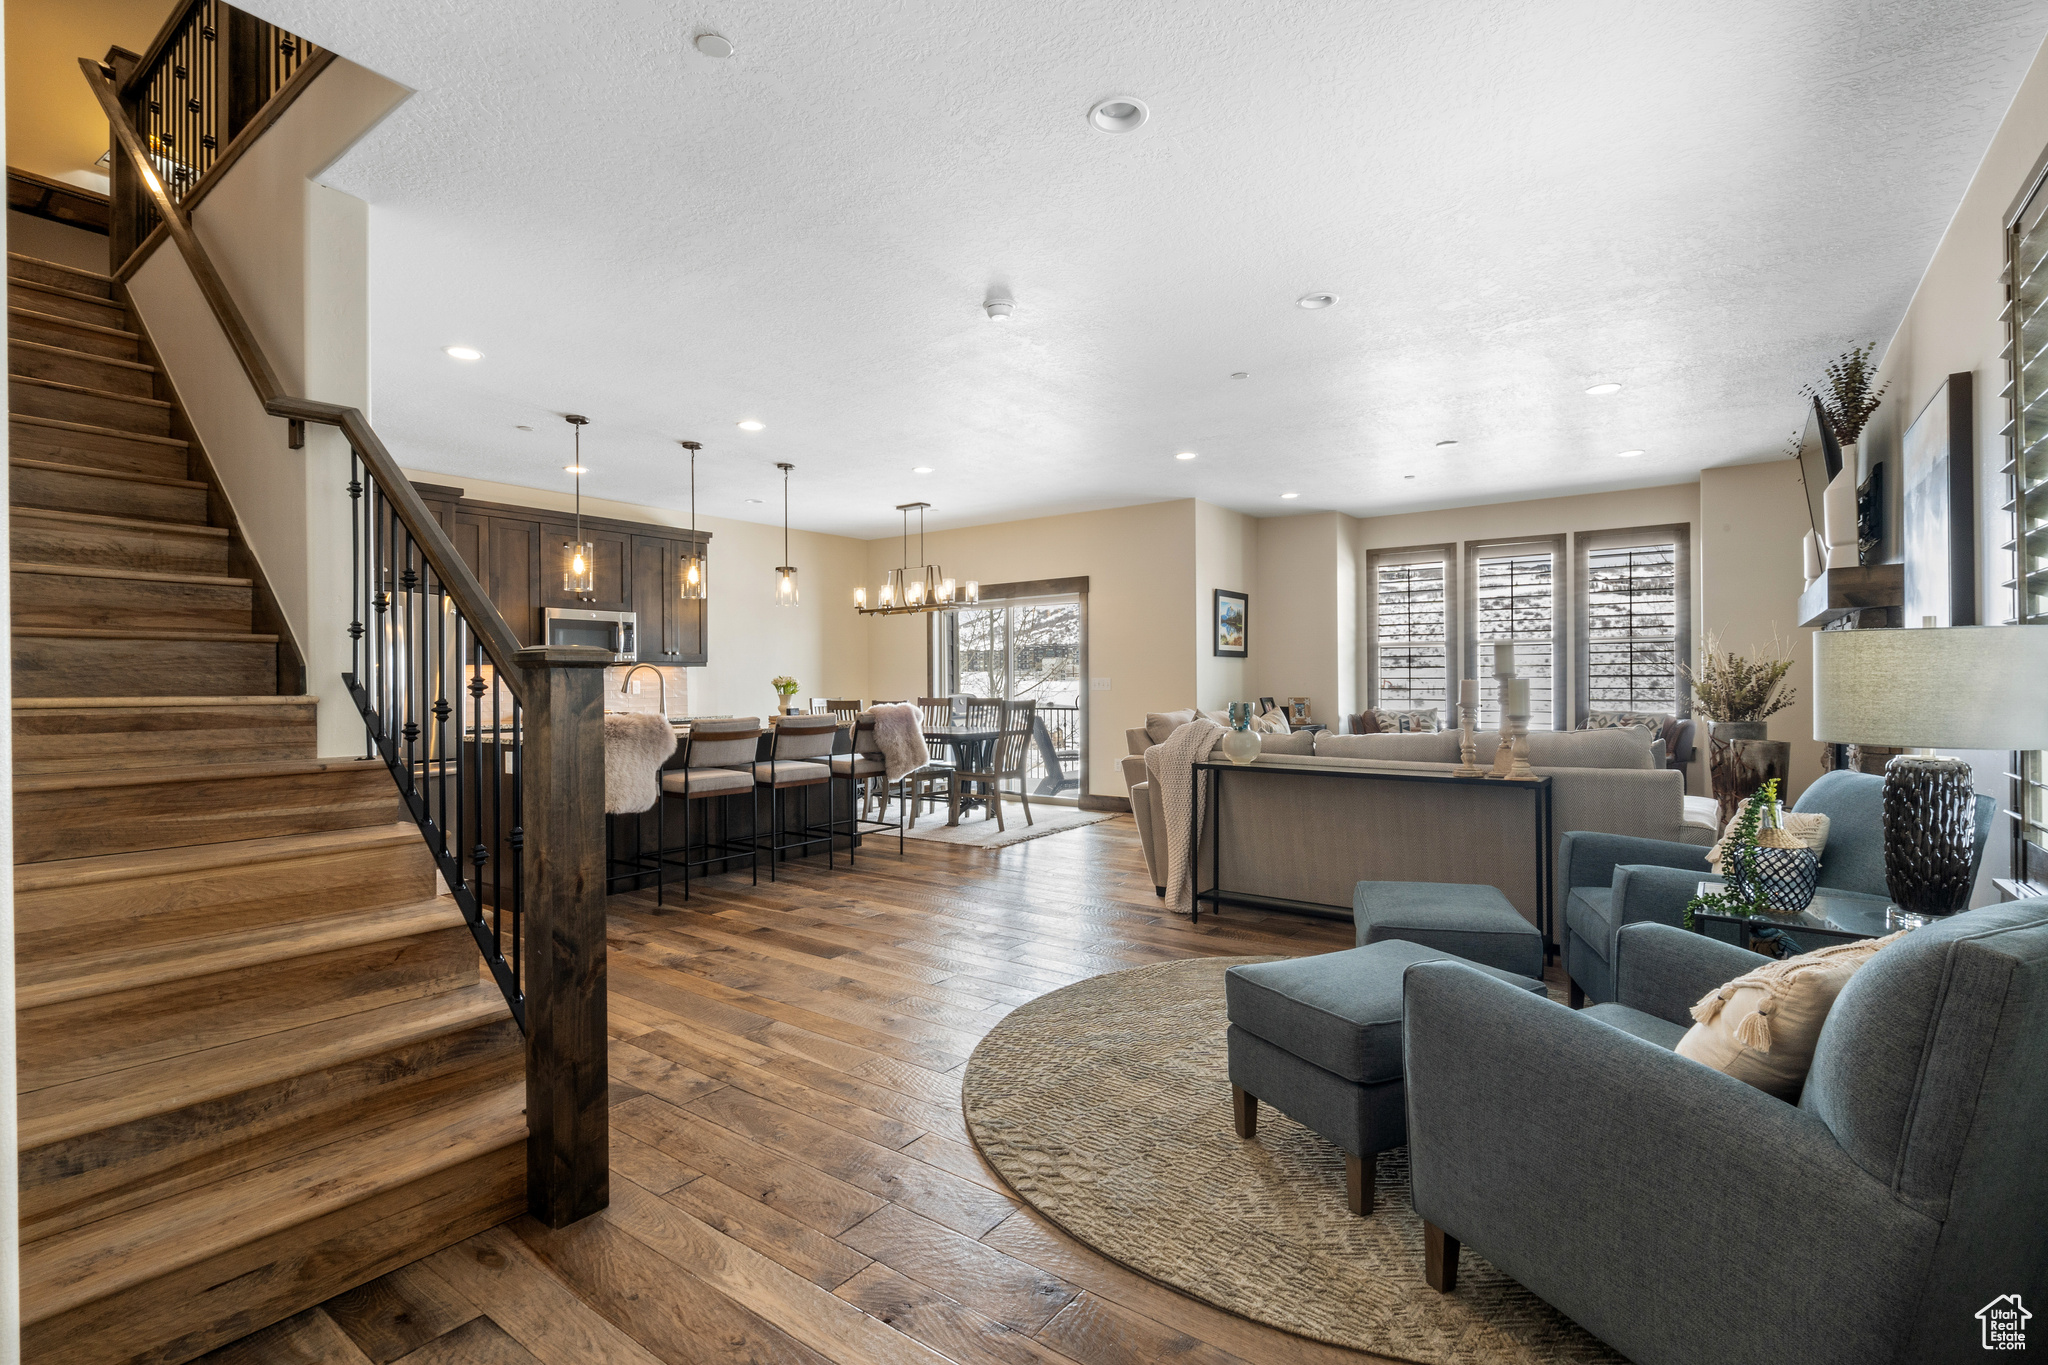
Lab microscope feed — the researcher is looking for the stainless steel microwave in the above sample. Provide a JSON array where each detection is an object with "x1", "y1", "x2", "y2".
[{"x1": 543, "y1": 608, "x2": 637, "y2": 662}]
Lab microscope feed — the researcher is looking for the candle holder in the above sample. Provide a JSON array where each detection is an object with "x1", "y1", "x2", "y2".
[
  {"x1": 1505, "y1": 710, "x2": 1537, "y2": 780},
  {"x1": 1453, "y1": 698, "x2": 1483, "y2": 776},
  {"x1": 1487, "y1": 671, "x2": 1517, "y2": 779}
]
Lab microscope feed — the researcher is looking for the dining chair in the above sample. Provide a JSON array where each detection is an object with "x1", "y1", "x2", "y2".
[
  {"x1": 655, "y1": 717, "x2": 764, "y2": 903},
  {"x1": 815, "y1": 698, "x2": 863, "y2": 726},
  {"x1": 947, "y1": 701, "x2": 1037, "y2": 831},
  {"x1": 752, "y1": 714, "x2": 840, "y2": 877}
]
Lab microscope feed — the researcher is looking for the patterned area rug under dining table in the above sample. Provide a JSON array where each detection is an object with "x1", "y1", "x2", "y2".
[{"x1": 961, "y1": 955, "x2": 1627, "y2": 1365}]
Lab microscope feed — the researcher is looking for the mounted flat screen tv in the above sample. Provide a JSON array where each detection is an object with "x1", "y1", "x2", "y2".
[{"x1": 1793, "y1": 395, "x2": 1843, "y2": 541}]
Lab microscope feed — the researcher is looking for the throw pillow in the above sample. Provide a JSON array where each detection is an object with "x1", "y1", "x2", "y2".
[
  {"x1": 1144, "y1": 709, "x2": 1199, "y2": 745},
  {"x1": 1253, "y1": 710, "x2": 1291, "y2": 734},
  {"x1": 1704, "y1": 797, "x2": 1831, "y2": 873},
  {"x1": 1371, "y1": 707, "x2": 1440, "y2": 734},
  {"x1": 1675, "y1": 932, "x2": 1904, "y2": 1098},
  {"x1": 1585, "y1": 709, "x2": 1671, "y2": 732},
  {"x1": 1348, "y1": 712, "x2": 1380, "y2": 735}
]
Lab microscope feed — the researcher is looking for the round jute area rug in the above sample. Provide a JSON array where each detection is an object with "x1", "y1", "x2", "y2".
[{"x1": 961, "y1": 955, "x2": 1626, "y2": 1365}]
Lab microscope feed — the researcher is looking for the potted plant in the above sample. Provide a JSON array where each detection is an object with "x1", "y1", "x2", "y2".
[
  {"x1": 771, "y1": 675, "x2": 800, "y2": 715},
  {"x1": 1683, "y1": 631, "x2": 1797, "y2": 743},
  {"x1": 1801, "y1": 342, "x2": 1890, "y2": 458}
]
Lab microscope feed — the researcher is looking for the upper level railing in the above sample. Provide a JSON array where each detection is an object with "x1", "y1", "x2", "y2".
[
  {"x1": 80, "y1": 54, "x2": 610, "y2": 1229},
  {"x1": 104, "y1": 1, "x2": 331, "y2": 270}
]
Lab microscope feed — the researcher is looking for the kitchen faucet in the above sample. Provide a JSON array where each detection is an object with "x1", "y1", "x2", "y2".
[{"x1": 620, "y1": 663, "x2": 666, "y2": 717}]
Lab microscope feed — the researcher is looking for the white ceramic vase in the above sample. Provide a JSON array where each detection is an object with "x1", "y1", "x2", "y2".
[{"x1": 1220, "y1": 727, "x2": 1261, "y2": 765}]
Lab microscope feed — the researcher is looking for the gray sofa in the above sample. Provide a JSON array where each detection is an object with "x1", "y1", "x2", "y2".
[
  {"x1": 1562, "y1": 769, "x2": 1999, "y2": 1006},
  {"x1": 1122, "y1": 722, "x2": 1716, "y2": 944},
  {"x1": 1403, "y1": 904, "x2": 2048, "y2": 1365}
]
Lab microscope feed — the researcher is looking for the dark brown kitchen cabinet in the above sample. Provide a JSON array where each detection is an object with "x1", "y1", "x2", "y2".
[{"x1": 408, "y1": 481, "x2": 710, "y2": 662}]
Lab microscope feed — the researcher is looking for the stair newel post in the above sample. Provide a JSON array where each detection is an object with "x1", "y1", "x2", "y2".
[
  {"x1": 102, "y1": 45, "x2": 145, "y2": 270},
  {"x1": 512, "y1": 645, "x2": 613, "y2": 1227}
]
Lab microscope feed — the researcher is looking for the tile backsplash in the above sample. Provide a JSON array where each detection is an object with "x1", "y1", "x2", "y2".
[{"x1": 607, "y1": 665, "x2": 690, "y2": 717}]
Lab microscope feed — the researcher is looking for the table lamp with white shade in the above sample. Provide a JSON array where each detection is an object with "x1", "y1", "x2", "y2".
[{"x1": 1812, "y1": 624, "x2": 2048, "y2": 915}]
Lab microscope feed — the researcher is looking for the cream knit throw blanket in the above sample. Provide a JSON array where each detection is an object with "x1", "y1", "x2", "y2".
[
  {"x1": 1147, "y1": 718, "x2": 1226, "y2": 916},
  {"x1": 870, "y1": 703, "x2": 932, "y2": 783}
]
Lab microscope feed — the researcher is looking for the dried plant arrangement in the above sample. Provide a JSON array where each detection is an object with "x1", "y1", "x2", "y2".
[
  {"x1": 1801, "y1": 343, "x2": 1891, "y2": 446},
  {"x1": 1683, "y1": 631, "x2": 1798, "y2": 723}
]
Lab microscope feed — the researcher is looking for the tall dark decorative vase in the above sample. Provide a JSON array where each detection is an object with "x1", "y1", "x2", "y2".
[{"x1": 1708, "y1": 720, "x2": 1791, "y2": 828}]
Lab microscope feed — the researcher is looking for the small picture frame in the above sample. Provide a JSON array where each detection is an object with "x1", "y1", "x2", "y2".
[
  {"x1": 1258, "y1": 696, "x2": 1277, "y2": 715},
  {"x1": 1288, "y1": 697, "x2": 1311, "y2": 725},
  {"x1": 1213, "y1": 589, "x2": 1248, "y2": 658}
]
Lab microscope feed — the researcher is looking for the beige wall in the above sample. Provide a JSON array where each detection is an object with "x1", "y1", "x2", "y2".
[
  {"x1": 1700, "y1": 461, "x2": 1821, "y2": 797},
  {"x1": 1251, "y1": 511, "x2": 1355, "y2": 725},
  {"x1": 1193, "y1": 502, "x2": 1256, "y2": 712},
  {"x1": 125, "y1": 59, "x2": 407, "y2": 757},
  {"x1": 6, "y1": 210, "x2": 104, "y2": 272},
  {"x1": 403, "y1": 473, "x2": 872, "y2": 724},
  {"x1": 1858, "y1": 30, "x2": 2048, "y2": 897},
  {"x1": 863, "y1": 500, "x2": 1197, "y2": 799},
  {"x1": 6, "y1": 0, "x2": 173, "y2": 189}
]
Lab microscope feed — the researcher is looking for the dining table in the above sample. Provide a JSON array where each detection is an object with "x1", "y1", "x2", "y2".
[{"x1": 922, "y1": 722, "x2": 1001, "y2": 824}]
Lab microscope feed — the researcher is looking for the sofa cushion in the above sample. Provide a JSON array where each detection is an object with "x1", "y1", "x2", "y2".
[
  {"x1": 1472, "y1": 727, "x2": 1654, "y2": 770},
  {"x1": 1565, "y1": 886, "x2": 1619, "y2": 963},
  {"x1": 1352, "y1": 880, "x2": 1543, "y2": 978},
  {"x1": 1677, "y1": 932, "x2": 1904, "y2": 1099},
  {"x1": 1258, "y1": 729, "x2": 1315, "y2": 755},
  {"x1": 1316, "y1": 731, "x2": 1461, "y2": 762},
  {"x1": 1145, "y1": 709, "x2": 1200, "y2": 745},
  {"x1": 1225, "y1": 941, "x2": 1547, "y2": 1085},
  {"x1": 1580, "y1": 1001, "x2": 1688, "y2": 1050}
]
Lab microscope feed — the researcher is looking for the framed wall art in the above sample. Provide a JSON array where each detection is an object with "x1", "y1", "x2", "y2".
[
  {"x1": 1901, "y1": 372, "x2": 1976, "y2": 626},
  {"x1": 1213, "y1": 589, "x2": 1248, "y2": 658}
]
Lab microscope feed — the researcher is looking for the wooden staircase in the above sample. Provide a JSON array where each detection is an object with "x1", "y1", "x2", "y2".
[{"x1": 8, "y1": 252, "x2": 527, "y2": 1364}]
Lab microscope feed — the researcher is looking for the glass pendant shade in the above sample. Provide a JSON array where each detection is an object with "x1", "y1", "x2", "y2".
[
  {"x1": 938, "y1": 577, "x2": 955, "y2": 604},
  {"x1": 854, "y1": 585, "x2": 867, "y2": 608},
  {"x1": 563, "y1": 540, "x2": 594, "y2": 594},
  {"x1": 880, "y1": 569, "x2": 900, "y2": 607},
  {"x1": 775, "y1": 566, "x2": 799, "y2": 606},
  {"x1": 681, "y1": 546, "x2": 706, "y2": 599},
  {"x1": 922, "y1": 564, "x2": 942, "y2": 605},
  {"x1": 905, "y1": 575, "x2": 925, "y2": 606},
  {"x1": 679, "y1": 441, "x2": 707, "y2": 601},
  {"x1": 964, "y1": 580, "x2": 980, "y2": 604}
]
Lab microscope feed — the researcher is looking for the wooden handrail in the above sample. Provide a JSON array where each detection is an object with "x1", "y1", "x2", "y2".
[{"x1": 120, "y1": 0, "x2": 206, "y2": 101}]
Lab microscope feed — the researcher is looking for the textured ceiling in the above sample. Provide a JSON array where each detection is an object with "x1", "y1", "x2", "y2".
[{"x1": 263, "y1": 0, "x2": 2048, "y2": 537}]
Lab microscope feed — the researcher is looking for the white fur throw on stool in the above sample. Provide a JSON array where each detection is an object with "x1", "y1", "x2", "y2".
[
  {"x1": 604, "y1": 711, "x2": 678, "y2": 814},
  {"x1": 870, "y1": 702, "x2": 931, "y2": 783}
]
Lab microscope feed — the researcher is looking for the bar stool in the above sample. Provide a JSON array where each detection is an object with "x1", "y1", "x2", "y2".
[
  {"x1": 829, "y1": 713, "x2": 901, "y2": 859},
  {"x1": 655, "y1": 718, "x2": 763, "y2": 903},
  {"x1": 754, "y1": 714, "x2": 840, "y2": 876}
]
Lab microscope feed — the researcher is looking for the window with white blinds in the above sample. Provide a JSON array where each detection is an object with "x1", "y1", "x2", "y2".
[
  {"x1": 2004, "y1": 159, "x2": 2048, "y2": 883},
  {"x1": 1575, "y1": 526, "x2": 1690, "y2": 723},
  {"x1": 1367, "y1": 546, "x2": 1453, "y2": 716},
  {"x1": 1467, "y1": 538, "x2": 1562, "y2": 729}
]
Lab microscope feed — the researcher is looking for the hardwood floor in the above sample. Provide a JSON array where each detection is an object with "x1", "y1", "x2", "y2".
[{"x1": 196, "y1": 814, "x2": 1409, "y2": 1365}]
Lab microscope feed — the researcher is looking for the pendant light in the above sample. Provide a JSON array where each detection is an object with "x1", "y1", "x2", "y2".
[
  {"x1": 855, "y1": 503, "x2": 977, "y2": 615},
  {"x1": 562, "y1": 414, "x2": 593, "y2": 596},
  {"x1": 774, "y1": 462, "x2": 799, "y2": 606},
  {"x1": 679, "y1": 440, "x2": 706, "y2": 600}
]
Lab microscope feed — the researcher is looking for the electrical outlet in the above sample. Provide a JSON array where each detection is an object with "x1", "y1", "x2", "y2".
[{"x1": 1090, "y1": 677, "x2": 1110, "y2": 691}]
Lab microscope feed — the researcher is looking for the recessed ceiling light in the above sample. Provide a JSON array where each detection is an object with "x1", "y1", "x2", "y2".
[
  {"x1": 983, "y1": 299, "x2": 1014, "y2": 322},
  {"x1": 563, "y1": 464, "x2": 587, "y2": 474},
  {"x1": 515, "y1": 424, "x2": 532, "y2": 431},
  {"x1": 1435, "y1": 439, "x2": 1458, "y2": 448},
  {"x1": 693, "y1": 33, "x2": 734, "y2": 58},
  {"x1": 1231, "y1": 371, "x2": 1250, "y2": 379},
  {"x1": 913, "y1": 466, "x2": 934, "y2": 474},
  {"x1": 1280, "y1": 492, "x2": 1300, "y2": 500},
  {"x1": 1585, "y1": 382, "x2": 1623, "y2": 396},
  {"x1": 1404, "y1": 474, "x2": 1416, "y2": 480},
  {"x1": 1088, "y1": 96, "x2": 1148, "y2": 133},
  {"x1": 443, "y1": 346, "x2": 482, "y2": 361},
  {"x1": 1296, "y1": 293, "x2": 1339, "y2": 310},
  {"x1": 1176, "y1": 451, "x2": 1198, "y2": 461},
  {"x1": 1616, "y1": 449, "x2": 1645, "y2": 458},
  {"x1": 737, "y1": 419, "x2": 765, "y2": 431},
  {"x1": 744, "y1": 497, "x2": 763, "y2": 504}
]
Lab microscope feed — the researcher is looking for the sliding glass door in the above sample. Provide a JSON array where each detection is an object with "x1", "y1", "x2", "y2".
[{"x1": 933, "y1": 593, "x2": 1086, "y2": 801}]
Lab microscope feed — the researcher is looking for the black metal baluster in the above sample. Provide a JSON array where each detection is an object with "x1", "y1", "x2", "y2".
[
  {"x1": 452, "y1": 615, "x2": 465, "y2": 897},
  {"x1": 470, "y1": 636, "x2": 488, "y2": 909},
  {"x1": 511, "y1": 694, "x2": 523, "y2": 1002},
  {"x1": 399, "y1": 529, "x2": 416, "y2": 794},
  {"x1": 491, "y1": 651, "x2": 502, "y2": 940},
  {"x1": 435, "y1": 570, "x2": 450, "y2": 858},
  {"x1": 368, "y1": 483, "x2": 383, "y2": 744},
  {"x1": 347, "y1": 449, "x2": 363, "y2": 689}
]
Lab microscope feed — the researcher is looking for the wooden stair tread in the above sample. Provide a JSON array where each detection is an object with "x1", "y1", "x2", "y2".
[
  {"x1": 11, "y1": 507, "x2": 227, "y2": 537},
  {"x1": 13, "y1": 694, "x2": 314, "y2": 711},
  {"x1": 12, "y1": 820, "x2": 407, "y2": 894},
  {"x1": 11, "y1": 562, "x2": 252, "y2": 588},
  {"x1": 9, "y1": 375, "x2": 171, "y2": 410},
  {"x1": 15, "y1": 755, "x2": 381, "y2": 796},
  {"x1": 12, "y1": 627, "x2": 277, "y2": 644},
  {"x1": 9, "y1": 458, "x2": 205, "y2": 490},
  {"x1": 5, "y1": 307, "x2": 139, "y2": 342},
  {"x1": 8, "y1": 340, "x2": 155, "y2": 376},
  {"x1": 7, "y1": 253, "x2": 114, "y2": 287},
  {"x1": 20, "y1": 1081, "x2": 525, "y2": 1324},
  {"x1": 18, "y1": 896, "x2": 463, "y2": 1009},
  {"x1": 7, "y1": 278, "x2": 123, "y2": 310},
  {"x1": 10, "y1": 413, "x2": 184, "y2": 447}
]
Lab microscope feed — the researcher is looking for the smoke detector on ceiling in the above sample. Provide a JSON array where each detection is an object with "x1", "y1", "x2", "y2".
[{"x1": 984, "y1": 298, "x2": 1015, "y2": 322}]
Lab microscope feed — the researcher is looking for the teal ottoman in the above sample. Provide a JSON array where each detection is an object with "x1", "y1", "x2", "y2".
[{"x1": 1353, "y1": 881, "x2": 1544, "y2": 980}]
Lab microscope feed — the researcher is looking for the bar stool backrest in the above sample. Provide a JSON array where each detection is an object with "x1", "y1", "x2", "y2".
[
  {"x1": 850, "y1": 715, "x2": 885, "y2": 759},
  {"x1": 687, "y1": 717, "x2": 762, "y2": 768},
  {"x1": 772, "y1": 714, "x2": 840, "y2": 761}
]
